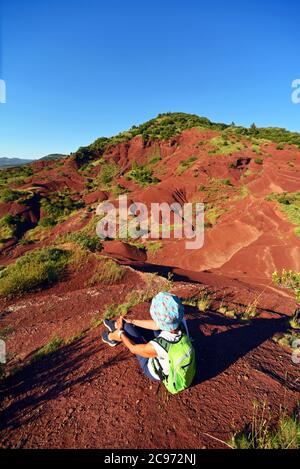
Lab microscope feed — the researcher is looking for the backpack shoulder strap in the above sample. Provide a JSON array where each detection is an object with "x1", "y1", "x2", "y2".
[
  {"x1": 153, "y1": 336, "x2": 172, "y2": 353},
  {"x1": 153, "y1": 332, "x2": 185, "y2": 352}
]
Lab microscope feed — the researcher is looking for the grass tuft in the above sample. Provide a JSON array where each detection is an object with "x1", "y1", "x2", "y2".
[
  {"x1": 230, "y1": 402, "x2": 300, "y2": 449},
  {"x1": 87, "y1": 257, "x2": 126, "y2": 285},
  {"x1": 0, "y1": 248, "x2": 70, "y2": 298},
  {"x1": 31, "y1": 336, "x2": 64, "y2": 362}
]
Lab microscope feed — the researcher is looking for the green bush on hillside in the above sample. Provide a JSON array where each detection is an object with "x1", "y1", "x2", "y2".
[
  {"x1": 0, "y1": 165, "x2": 33, "y2": 190},
  {"x1": 126, "y1": 162, "x2": 159, "y2": 186},
  {"x1": 0, "y1": 248, "x2": 71, "y2": 297},
  {"x1": 272, "y1": 269, "x2": 300, "y2": 304},
  {"x1": 0, "y1": 214, "x2": 27, "y2": 240},
  {"x1": 40, "y1": 191, "x2": 84, "y2": 227},
  {"x1": 62, "y1": 232, "x2": 101, "y2": 252},
  {"x1": 266, "y1": 191, "x2": 300, "y2": 238},
  {"x1": 209, "y1": 136, "x2": 242, "y2": 155},
  {"x1": 219, "y1": 178, "x2": 232, "y2": 186},
  {"x1": 254, "y1": 158, "x2": 263, "y2": 165},
  {"x1": 98, "y1": 162, "x2": 119, "y2": 186},
  {"x1": 0, "y1": 188, "x2": 28, "y2": 203}
]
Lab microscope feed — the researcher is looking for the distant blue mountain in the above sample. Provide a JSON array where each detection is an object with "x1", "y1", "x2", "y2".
[
  {"x1": 0, "y1": 157, "x2": 34, "y2": 168},
  {"x1": 0, "y1": 154, "x2": 67, "y2": 168}
]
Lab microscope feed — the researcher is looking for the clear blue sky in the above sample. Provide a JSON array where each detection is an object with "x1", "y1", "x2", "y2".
[{"x1": 0, "y1": 0, "x2": 300, "y2": 159}]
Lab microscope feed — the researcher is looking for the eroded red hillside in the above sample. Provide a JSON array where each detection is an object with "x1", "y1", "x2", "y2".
[{"x1": 0, "y1": 114, "x2": 299, "y2": 449}]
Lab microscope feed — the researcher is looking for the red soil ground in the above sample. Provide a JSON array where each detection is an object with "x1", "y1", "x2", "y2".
[
  {"x1": 0, "y1": 127, "x2": 300, "y2": 448},
  {"x1": 0, "y1": 267, "x2": 299, "y2": 449}
]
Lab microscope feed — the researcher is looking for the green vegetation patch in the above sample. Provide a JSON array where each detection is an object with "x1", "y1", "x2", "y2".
[
  {"x1": 0, "y1": 165, "x2": 33, "y2": 190},
  {"x1": 126, "y1": 162, "x2": 160, "y2": 186},
  {"x1": 272, "y1": 269, "x2": 300, "y2": 305},
  {"x1": 0, "y1": 188, "x2": 28, "y2": 203},
  {"x1": 176, "y1": 156, "x2": 198, "y2": 175},
  {"x1": 40, "y1": 191, "x2": 84, "y2": 227},
  {"x1": 87, "y1": 257, "x2": 126, "y2": 285},
  {"x1": 97, "y1": 161, "x2": 119, "y2": 187},
  {"x1": 0, "y1": 247, "x2": 71, "y2": 297},
  {"x1": 209, "y1": 136, "x2": 243, "y2": 155},
  {"x1": 31, "y1": 336, "x2": 65, "y2": 362},
  {"x1": 0, "y1": 214, "x2": 27, "y2": 241},
  {"x1": 238, "y1": 186, "x2": 250, "y2": 199},
  {"x1": 227, "y1": 124, "x2": 300, "y2": 148},
  {"x1": 254, "y1": 157, "x2": 263, "y2": 165},
  {"x1": 147, "y1": 145, "x2": 162, "y2": 165},
  {"x1": 58, "y1": 231, "x2": 101, "y2": 252},
  {"x1": 146, "y1": 241, "x2": 163, "y2": 252},
  {"x1": 205, "y1": 206, "x2": 226, "y2": 225},
  {"x1": 273, "y1": 330, "x2": 300, "y2": 349},
  {"x1": 267, "y1": 192, "x2": 300, "y2": 238},
  {"x1": 182, "y1": 290, "x2": 212, "y2": 312},
  {"x1": 73, "y1": 113, "x2": 228, "y2": 167},
  {"x1": 230, "y1": 402, "x2": 300, "y2": 449}
]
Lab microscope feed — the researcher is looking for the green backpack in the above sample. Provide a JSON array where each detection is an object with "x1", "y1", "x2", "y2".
[{"x1": 152, "y1": 332, "x2": 196, "y2": 394}]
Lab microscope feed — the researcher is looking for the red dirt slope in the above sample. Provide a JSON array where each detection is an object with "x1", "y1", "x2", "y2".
[{"x1": 0, "y1": 268, "x2": 299, "y2": 449}]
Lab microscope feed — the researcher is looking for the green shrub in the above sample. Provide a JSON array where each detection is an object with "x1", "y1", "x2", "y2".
[
  {"x1": 206, "y1": 207, "x2": 225, "y2": 225},
  {"x1": 111, "y1": 183, "x2": 130, "y2": 196},
  {"x1": 183, "y1": 290, "x2": 211, "y2": 312},
  {"x1": 240, "y1": 298, "x2": 259, "y2": 321},
  {"x1": 0, "y1": 188, "x2": 26, "y2": 202},
  {"x1": 219, "y1": 178, "x2": 232, "y2": 186},
  {"x1": 254, "y1": 158, "x2": 263, "y2": 165},
  {"x1": 0, "y1": 248, "x2": 71, "y2": 297},
  {"x1": 238, "y1": 186, "x2": 250, "y2": 199},
  {"x1": 0, "y1": 214, "x2": 27, "y2": 239},
  {"x1": 0, "y1": 165, "x2": 33, "y2": 191},
  {"x1": 0, "y1": 325, "x2": 13, "y2": 340},
  {"x1": 40, "y1": 192, "x2": 84, "y2": 226},
  {"x1": 39, "y1": 216, "x2": 57, "y2": 227},
  {"x1": 148, "y1": 155, "x2": 162, "y2": 165},
  {"x1": 197, "y1": 291, "x2": 211, "y2": 312},
  {"x1": 146, "y1": 241, "x2": 163, "y2": 252},
  {"x1": 272, "y1": 269, "x2": 300, "y2": 305},
  {"x1": 289, "y1": 309, "x2": 300, "y2": 330},
  {"x1": 98, "y1": 162, "x2": 119, "y2": 186},
  {"x1": 64, "y1": 232, "x2": 101, "y2": 252},
  {"x1": 209, "y1": 136, "x2": 242, "y2": 156},
  {"x1": 267, "y1": 192, "x2": 300, "y2": 238},
  {"x1": 126, "y1": 162, "x2": 159, "y2": 186}
]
